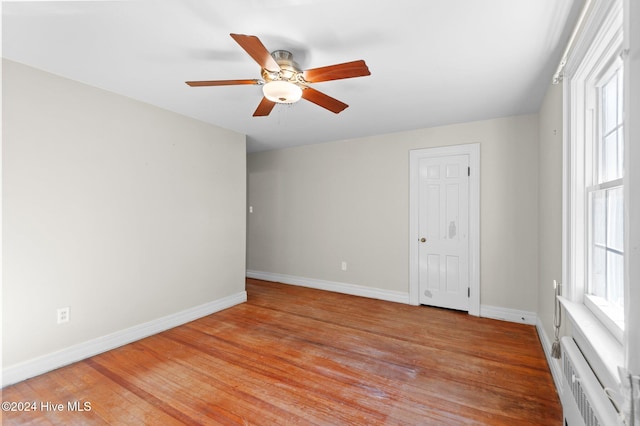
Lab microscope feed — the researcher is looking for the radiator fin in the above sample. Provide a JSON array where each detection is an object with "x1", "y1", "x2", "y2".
[
  {"x1": 564, "y1": 353, "x2": 600, "y2": 425},
  {"x1": 560, "y1": 337, "x2": 618, "y2": 426}
]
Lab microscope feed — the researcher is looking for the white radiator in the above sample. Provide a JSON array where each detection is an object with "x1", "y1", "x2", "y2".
[{"x1": 561, "y1": 336, "x2": 619, "y2": 426}]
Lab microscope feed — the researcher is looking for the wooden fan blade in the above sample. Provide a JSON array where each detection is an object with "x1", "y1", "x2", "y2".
[
  {"x1": 301, "y1": 87, "x2": 348, "y2": 114},
  {"x1": 230, "y1": 33, "x2": 280, "y2": 71},
  {"x1": 185, "y1": 79, "x2": 262, "y2": 87},
  {"x1": 303, "y1": 60, "x2": 370, "y2": 83},
  {"x1": 253, "y1": 97, "x2": 276, "y2": 116}
]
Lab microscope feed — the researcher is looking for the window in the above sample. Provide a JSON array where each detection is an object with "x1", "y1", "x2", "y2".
[
  {"x1": 566, "y1": 0, "x2": 625, "y2": 342},
  {"x1": 585, "y1": 60, "x2": 624, "y2": 339}
]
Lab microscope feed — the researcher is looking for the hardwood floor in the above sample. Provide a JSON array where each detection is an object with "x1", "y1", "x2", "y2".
[{"x1": 2, "y1": 279, "x2": 561, "y2": 425}]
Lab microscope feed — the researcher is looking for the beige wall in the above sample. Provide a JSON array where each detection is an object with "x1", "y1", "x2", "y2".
[
  {"x1": 536, "y1": 82, "x2": 564, "y2": 341},
  {"x1": 248, "y1": 114, "x2": 540, "y2": 312},
  {"x1": 2, "y1": 60, "x2": 247, "y2": 367}
]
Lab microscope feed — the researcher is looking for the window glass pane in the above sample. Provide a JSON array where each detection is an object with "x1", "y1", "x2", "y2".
[
  {"x1": 618, "y1": 68, "x2": 624, "y2": 126},
  {"x1": 591, "y1": 190, "x2": 606, "y2": 245},
  {"x1": 616, "y1": 127, "x2": 624, "y2": 179},
  {"x1": 603, "y1": 73, "x2": 618, "y2": 134},
  {"x1": 591, "y1": 245, "x2": 606, "y2": 298},
  {"x1": 607, "y1": 187, "x2": 624, "y2": 251},
  {"x1": 607, "y1": 251, "x2": 624, "y2": 309},
  {"x1": 598, "y1": 136, "x2": 605, "y2": 184},
  {"x1": 603, "y1": 131, "x2": 619, "y2": 181}
]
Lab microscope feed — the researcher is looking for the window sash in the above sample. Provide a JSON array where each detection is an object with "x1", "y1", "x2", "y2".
[{"x1": 596, "y1": 66, "x2": 624, "y2": 184}]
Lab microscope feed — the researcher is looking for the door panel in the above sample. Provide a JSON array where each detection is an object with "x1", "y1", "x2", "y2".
[
  {"x1": 418, "y1": 154, "x2": 469, "y2": 311},
  {"x1": 446, "y1": 255, "x2": 460, "y2": 291}
]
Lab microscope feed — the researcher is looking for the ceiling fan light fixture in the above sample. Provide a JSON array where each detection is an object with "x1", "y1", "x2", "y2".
[
  {"x1": 262, "y1": 80, "x2": 302, "y2": 104},
  {"x1": 186, "y1": 34, "x2": 371, "y2": 116}
]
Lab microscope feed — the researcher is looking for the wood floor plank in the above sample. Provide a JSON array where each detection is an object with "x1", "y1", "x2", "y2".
[
  {"x1": 179, "y1": 317, "x2": 491, "y2": 425},
  {"x1": 1, "y1": 278, "x2": 561, "y2": 425},
  {"x1": 190, "y1": 303, "x2": 556, "y2": 424}
]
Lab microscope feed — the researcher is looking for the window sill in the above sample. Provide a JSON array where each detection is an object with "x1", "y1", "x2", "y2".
[
  {"x1": 558, "y1": 296, "x2": 623, "y2": 391},
  {"x1": 583, "y1": 294, "x2": 624, "y2": 342}
]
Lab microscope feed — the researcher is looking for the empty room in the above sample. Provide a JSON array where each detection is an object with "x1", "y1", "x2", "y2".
[{"x1": 2, "y1": 0, "x2": 639, "y2": 425}]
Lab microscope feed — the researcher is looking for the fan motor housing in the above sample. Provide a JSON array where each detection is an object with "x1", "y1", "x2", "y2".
[{"x1": 262, "y1": 50, "x2": 304, "y2": 84}]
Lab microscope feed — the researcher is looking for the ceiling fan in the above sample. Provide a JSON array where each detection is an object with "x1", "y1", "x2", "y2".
[{"x1": 186, "y1": 33, "x2": 371, "y2": 117}]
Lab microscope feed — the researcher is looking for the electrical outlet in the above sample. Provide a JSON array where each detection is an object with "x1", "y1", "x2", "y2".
[
  {"x1": 341, "y1": 261, "x2": 347, "y2": 271},
  {"x1": 57, "y1": 307, "x2": 70, "y2": 324}
]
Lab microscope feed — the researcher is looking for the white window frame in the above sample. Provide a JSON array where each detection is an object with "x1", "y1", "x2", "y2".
[{"x1": 584, "y1": 56, "x2": 625, "y2": 341}]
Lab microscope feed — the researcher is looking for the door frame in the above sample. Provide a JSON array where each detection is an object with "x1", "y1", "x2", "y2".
[{"x1": 409, "y1": 143, "x2": 480, "y2": 315}]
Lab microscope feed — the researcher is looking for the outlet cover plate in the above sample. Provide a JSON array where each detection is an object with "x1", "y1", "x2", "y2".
[{"x1": 57, "y1": 307, "x2": 69, "y2": 324}]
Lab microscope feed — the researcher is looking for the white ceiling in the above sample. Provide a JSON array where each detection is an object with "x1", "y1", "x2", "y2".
[{"x1": 3, "y1": 0, "x2": 582, "y2": 152}]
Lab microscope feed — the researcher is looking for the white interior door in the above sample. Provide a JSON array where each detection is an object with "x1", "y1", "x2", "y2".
[{"x1": 418, "y1": 154, "x2": 470, "y2": 311}]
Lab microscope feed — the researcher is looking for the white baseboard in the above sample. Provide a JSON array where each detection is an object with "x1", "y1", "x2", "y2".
[
  {"x1": 246, "y1": 270, "x2": 410, "y2": 304},
  {"x1": 535, "y1": 317, "x2": 564, "y2": 397},
  {"x1": 2, "y1": 291, "x2": 247, "y2": 388},
  {"x1": 480, "y1": 304, "x2": 537, "y2": 325}
]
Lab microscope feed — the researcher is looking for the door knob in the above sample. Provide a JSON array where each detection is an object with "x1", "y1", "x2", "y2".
[{"x1": 420, "y1": 237, "x2": 426, "y2": 243}]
